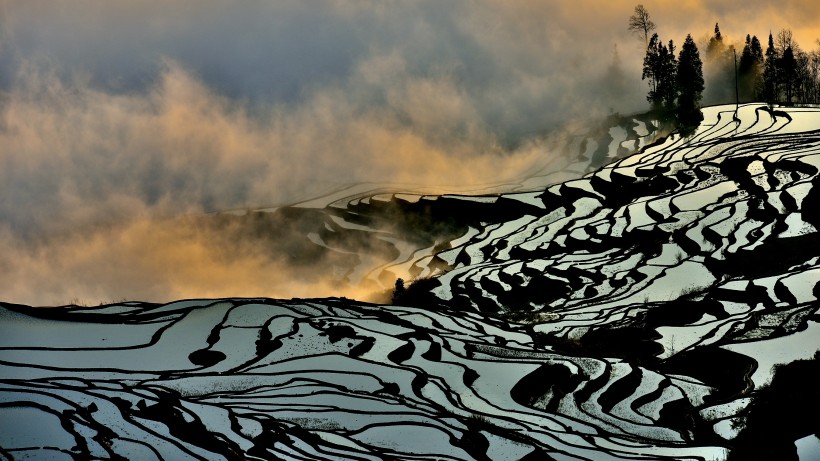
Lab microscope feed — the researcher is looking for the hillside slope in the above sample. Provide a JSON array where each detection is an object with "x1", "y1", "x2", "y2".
[
  {"x1": 1, "y1": 104, "x2": 819, "y2": 460},
  {"x1": 194, "y1": 112, "x2": 664, "y2": 297}
]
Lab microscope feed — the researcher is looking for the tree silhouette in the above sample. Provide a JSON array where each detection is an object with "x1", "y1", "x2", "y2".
[
  {"x1": 703, "y1": 23, "x2": 735, "y2": 104},
  {"x1": 391, "y1": 278, "x2": 406, "y2": 304},
  {"x1": 642, "y1": 34, "x2": 677, "y2": 115},
  {"x1": 793, "y1": 46, "x2": 819, "y2": 104},
  {"x1": 628, "y1": 5, "x2": 656, "y2": 47},
  {"x1": 762, "y1": 32, "x2": 778, "y2": 106},
  {"x1": 771, "y1": 29, "x2": 800, "y2": 104},
  {"x1": 643, "y1": 33, "x2": 662, "y2": 103},
  {"x1": 781, "y1": 45, "x2": 798, "y2": 104},
  {"x1": 706, "y1": 23, "x2": 725, "y2": 57},
  {"x1": 660, "y1": 39, "x2": 678, "y2": 111},
  {"x1": 676, "y1": 35, "x2": 705, "y2": 131},
  {"x1": 738, "y1": 34, "x2": 764, "y2": 101},
  {"x1": 774, "y1": 29, "x2": 796, "y2": 56}
]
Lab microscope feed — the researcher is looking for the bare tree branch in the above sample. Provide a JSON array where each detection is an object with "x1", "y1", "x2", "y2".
[{"x1": 628, "y1": 4, "x2": 656, "y2": 47}]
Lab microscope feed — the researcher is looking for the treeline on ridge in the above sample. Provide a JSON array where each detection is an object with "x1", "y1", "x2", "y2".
[{"x1": 628, "y1": 4, "x2": 820, "y2": 132}]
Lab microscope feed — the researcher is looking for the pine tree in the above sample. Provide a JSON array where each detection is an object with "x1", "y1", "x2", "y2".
[
  {"x1": 781, "y1": 46, "x2": 798, "y2": 103},
  {"x1": 750, "y1": 36, "x2": 765, "y2": 98},
  {"x1": 706, "y1": 23, "x2": 725, "y2": 57},
  {"x1": 739, "y1": 34, "x2": 764, "y2": 101},
  {"x1": 660, "y1": 39, "x2": 678, "y2": 111},
  {"x1": 751, "y1": 36, "x2": 764, "y2": 66},
  {"x1": 677, "y1": 34, "x2": 705, "y2": 130},
  {"x1": 739, "y1": 34, "x2": 753, "y2": 65},
  {"x1": 643, "y1": 35, "x2": 679, "y2": 116},
  {"x1": 739, "y1": 34, "x2": 754, "y2": 99},
  {"x1": 703, "y1": 22, "x2": 735, "y2": 104},
  {"x1": 762, "y1": 32, "x2": 778, "y2": 105},
  {"x1": 642, "y1": 33, "x2": 662, "y2": 106}
]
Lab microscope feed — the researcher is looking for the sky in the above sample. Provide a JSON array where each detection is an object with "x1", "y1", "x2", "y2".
[{"x1": 1, "y1": 0, "x2": 818, "y2": 305}]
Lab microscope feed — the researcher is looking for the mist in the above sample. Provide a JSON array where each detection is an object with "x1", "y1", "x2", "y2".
[{"x1": 1, "y1": 0, "x2": 817, "y2": 305}]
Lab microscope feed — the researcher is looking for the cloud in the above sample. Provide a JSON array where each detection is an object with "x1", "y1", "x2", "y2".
[
  {"x1": 0, "y1": 216, "x2": 382, "y2": 305},
  {"x1": 0, "y1": 60, "x2": 554, "y2": 305}
]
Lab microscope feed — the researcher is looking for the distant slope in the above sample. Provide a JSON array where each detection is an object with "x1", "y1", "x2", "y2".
[{"x1": 199, "y1": 112, "x2": 665, "y2": 296}]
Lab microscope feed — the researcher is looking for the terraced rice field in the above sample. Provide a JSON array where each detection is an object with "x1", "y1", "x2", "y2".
[{"x1": 2, "y1": 104, "x2": 819, "y2": 460}]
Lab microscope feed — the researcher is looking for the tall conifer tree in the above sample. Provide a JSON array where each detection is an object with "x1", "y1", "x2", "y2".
[
  {"x1": 706, "y1": 23, "x2": 725, "y2": 57},
  {"x1": 763, "y1": 32, "x2": 778, "y2": 106},
  {"x1": 660, "y1": 40, "x2": 678, "y2": 111},
  {"x1": 739, "y1": 35, "x2": 764, "y2": 101},
  {"x1": 643, "y1": 33, "x2": 662, "y2": 106},
  {"x1": 677, "y1": 35, "x2": 705, "y2": 130},
  {"x1": 781, "y1": 46, "x2": 798, "y2": 103},
  {"x1": 643, "y1": 34, "x2": 678, "y2": 114}
]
